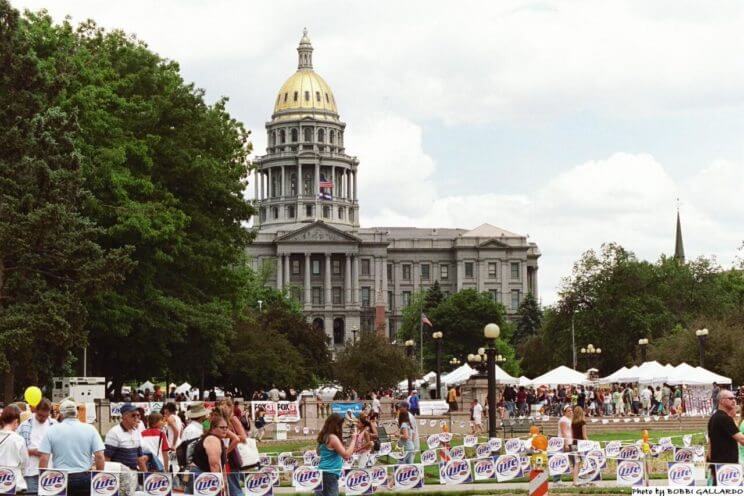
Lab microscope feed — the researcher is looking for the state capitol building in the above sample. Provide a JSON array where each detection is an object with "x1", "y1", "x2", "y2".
[{"x1": 248, "y1": 31, "x2": 540, "y2": 348}]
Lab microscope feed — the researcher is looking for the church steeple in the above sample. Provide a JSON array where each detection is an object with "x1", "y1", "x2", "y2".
[
  {"x1": 674, "y1": 205, "x2": 685, "y2": 264},
  {"x1": 297, "y1": 28, "x2": 313, "y2": 70}
]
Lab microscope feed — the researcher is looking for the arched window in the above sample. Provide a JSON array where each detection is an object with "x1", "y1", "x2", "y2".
[
  {"x1": 338, "y1": 132, "x2": 343, "y2": 146},
  {"x1": 317, "y1": 128, "x2": 325, "y2": 143},
  {"x1": 304, "y1": 127, "x2": 312, "y2": 142},
  {"x1": 293, "y1": 91, "x2": 298, "y2": 102},
  {"x1": 269, "y1": 132, "x2": 274, "y2": 147},
  {"x1": 333, "y1": 318, "x2": 345, "y2": 345},
  {"x1": 279, "y1": 129, "x2": 286, "y2": 144},
  {"x1": 290, "y1": 173, "x2": 297, "y2": 195},
  {"x1": 329, "y1": 130, "x2": 335, "y2": 144},
  {"x1": 291, "y1": 128, "x2": 298, "y2": 142}
]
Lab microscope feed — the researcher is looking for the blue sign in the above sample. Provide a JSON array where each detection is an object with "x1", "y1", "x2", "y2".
[{"x1": 331, "y1": 402, "x2": 364, "y2": 417}]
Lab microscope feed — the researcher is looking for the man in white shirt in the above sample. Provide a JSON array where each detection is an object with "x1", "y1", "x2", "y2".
[
  {"x1": 471, "y1": 399, "x2": 483, "y2": 434},
  {"x1": 371, "y1": 393, "x2": 381, "y2": 416},
  {"x1": 18, "y1": 398, "x2": 57, "y2": 494},
  {"x1": 268, "y1": 385, "x2": 280, "y2": 402}
]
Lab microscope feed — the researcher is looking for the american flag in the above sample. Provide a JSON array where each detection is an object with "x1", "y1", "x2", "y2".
[
  {"x1": 319, "y1": 175, "x2": 333, "y2": 189},
  {"x1": 421, "y1": 313, "x2": 433, "y2": 327}
]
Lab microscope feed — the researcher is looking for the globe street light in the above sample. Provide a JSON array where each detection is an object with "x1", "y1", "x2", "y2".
[
  {"x1": 638, "y1": 338, "x2": 649, "y2": 364},
  {"x1": 695, "y1": 328, "x2": 709, "y2": 368},
  {"x1": 405, "y1": 339, "x2": 415, "y2": 393},
  {"x1": 449, "y1": 357, "x2": 461, "y2": 367},
  {"x1": 580, "y1": 344, "x2": 602, "y2": 371},
  {"x1": 483, "y1": 323, "x2": 500, "y2": 438},
  {"x1": 432, "y1": 331, "x2": 444, "y2": 399},
  {"x1": 352, "y1": 325, "x2": 359, "y2": 343}
]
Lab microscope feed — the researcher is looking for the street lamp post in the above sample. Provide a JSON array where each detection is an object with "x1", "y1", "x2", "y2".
[
  {"x1": 449, "y1": 357, "x2": 461, "y2": 368},
  {"x1": 432, "y1": 331, "x2": 443, "y2": 400},
  {"x1": 405, "y1": 339, "x2": 415, "y2": 393},
  {"x1": 638, "y1": 338, "x2": 649, "y2": 364},
  {"x1": 352, "y1": 325, "x2": 359, "y2": 343},
  {"x1": 484, "y1": 323, "x2": 500, "y2": 439},
  {"x1": 579, "y1": 344, "x2": 602, "y2": 371},
  {"x1": 695, "y1": 328, "x2": 709, "y2": 368}
]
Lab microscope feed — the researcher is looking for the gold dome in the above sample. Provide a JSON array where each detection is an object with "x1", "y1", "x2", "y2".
[
  {"x1": 273, "y1": 70, "x2": 338, "y2": 115},
  {"x1": 272, "y1": 29, "x2": 338, "y2": 117}
]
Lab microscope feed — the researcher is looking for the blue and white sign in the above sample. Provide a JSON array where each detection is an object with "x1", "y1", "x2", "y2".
[
  {"x1": 90, "y1": 472, "x2": 118, "y2": 496},
  {"x1": 0, "y1": 468, "x2": 16, "y2": 495},
  {"x1": 494, "y1": 455, "x2": 521, "y2": 482},
  {"x1": 616, "y1": 460, "x2": 644, "y2": 486},
  {"x1": 193, "y1": 473, "x2": 222, "y2": 496},
  {"x1": 292, "y1": 467, "x2": 323, "y2": 492},
  {"x1": 472, "y1": 459, "x2": 496, "y2": 480},
  {"x1": 143, "y1": 473, "x2": 172, "y2": 495},
  {"x1": 548, "y1": 454, "x2": 570, "y2": 476},
  {"x1": 716, "y1": 464, "x2": 744, "y2": 487},
  {"x1": 39, "y1": 470, "x2": 67, "y2": 496},
  {"x1": 438, "y1": 460, "x2": 472, "y2": 485},
  {"x1": 393, "y1": 465, "x2": 423, "y2": 490},
  {"x1": 343, "y1": 469, "x2": 372, "y2": 495},
  {"x1": 331, "y1": 402, "x2": 364, "y2": 417},
  {"x1": 667, "y1": 462, "x2": 695, "y2": 487}
]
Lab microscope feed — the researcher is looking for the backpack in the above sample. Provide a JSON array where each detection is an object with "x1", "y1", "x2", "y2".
[{"x1": 175, "y1": 436, "x2": 199, "y2": 468}]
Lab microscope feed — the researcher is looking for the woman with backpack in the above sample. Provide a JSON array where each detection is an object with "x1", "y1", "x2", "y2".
[
  {"x1": 191, "y1": 412, "x2": 239, "y2": 485},
  {"x1": 316, "y1": 414, "x2": 356, "y2": 496}
]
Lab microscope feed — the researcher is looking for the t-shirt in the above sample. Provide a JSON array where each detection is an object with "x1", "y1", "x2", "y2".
[
  {"x1": 708, "y1": 410, "x2": 739, "y2": 464},
  {"x1": 104, "y1": 424, "x2": 144, "y2": 470},
  {"x1": 166, "y1": 414, "x2": 183, "y2": 449},
  {"x1": 18, "y1": 415, "x2": 57, "y2": 476},
  {"x1": 0, "y1": 430, "x2": 28, "y2": 492},
  {"x1": 38, "y1": 418, "x2": 105, "y2": 473},
  {"x1": 472, "y1": 403, "x2": 483, "y2": 422},
  {"x1": 182, "y1": 421, "x2": 204, "y2": 443},
  {"x1": 372, "y1": 398, "x2": 381, "y2": 414},
  {"x1": 558, "y1": 416, "x2": 572, "y2": 443}
]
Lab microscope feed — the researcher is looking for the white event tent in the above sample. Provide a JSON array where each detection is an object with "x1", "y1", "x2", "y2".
[
  {"x1": 529, "y1": 365, "x2": 589, "y2": 386},
  {"x1": 601, "y1": 362, "x2": 732, "y2": 385}
]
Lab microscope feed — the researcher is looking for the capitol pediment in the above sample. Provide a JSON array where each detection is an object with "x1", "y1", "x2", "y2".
[
  {"x1": 477, "y1": 238, "x2": 512, "y2": 249},
  {"x1": 277, "y1": 221, "x2": 359, "y2": 243}
]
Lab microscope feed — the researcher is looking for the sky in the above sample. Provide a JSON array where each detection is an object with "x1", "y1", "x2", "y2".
[{"x1": 14, "y1": 0, "x2": 744, "y2": 304}]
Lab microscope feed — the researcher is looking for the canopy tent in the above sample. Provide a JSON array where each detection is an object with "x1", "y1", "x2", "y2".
[
  {"x1": 397, "y1": 371, "x2": 437, "y2": 392},
  {"x1": 635, "y1": 361, "x2": 671, "y2": 384},
  {"x1": 693, "y1": 366, "x2": 732, "y2": 385},
  {"x1": 137, "y1": 380, "x2": 155, "y2": 392},
  {"x1": 529, "y1": 366, "x2": 589, "y2": 386},
  {"x1": 174, "y1": 382, "x2": 191, "y2": 395},
  {"x1": 666, "y1": 363, "x2": 707, "y2": 385},
  {"x1": 598, "y1": 366, "x2": 629, "y2": 384},
  {"x1": 518, "y1": 376, "x2": 532, "y2": 387},
  {"x1": 441, "y1": 364, "x2": 477, "y2": 386}
]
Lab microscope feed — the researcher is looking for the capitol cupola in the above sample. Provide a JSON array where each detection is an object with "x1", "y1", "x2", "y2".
[{"x1": 254, "y1": 29, "x2": 360, "y2": 230}]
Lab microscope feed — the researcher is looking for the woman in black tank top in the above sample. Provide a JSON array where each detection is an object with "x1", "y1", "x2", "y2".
[{"x1": 192, "y1": 416, "x2": 229, "y2": 472}]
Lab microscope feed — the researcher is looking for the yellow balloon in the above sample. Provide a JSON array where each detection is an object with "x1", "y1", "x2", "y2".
[{"x1": 24, "y1": 386, "x2": 42, "y2": 407}]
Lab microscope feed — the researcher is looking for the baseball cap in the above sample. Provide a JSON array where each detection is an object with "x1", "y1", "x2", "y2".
[
  {"x1": 398, "y1": 400, "x2": 410, "y2": 409},
  {"x1": 119, "y1": 403, "x2": 138, "y2": 416}
]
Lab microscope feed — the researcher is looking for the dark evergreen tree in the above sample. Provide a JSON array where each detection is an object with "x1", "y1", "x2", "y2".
[{"x1": 513, "y1": 292, "x2": 543, "y2": 344}]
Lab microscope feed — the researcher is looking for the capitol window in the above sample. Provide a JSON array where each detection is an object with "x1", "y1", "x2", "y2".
[
  {"x1": 293, "y1": 91, "x2": 298, "y2": 102},
  {"x1": 361, "y1": 287, "x2": 371, "y2": 307},
  {"x1": 332, "y1": 259, "x2": 341, "y2": 275},
  {"x1": 280, "y1": 130, "x2": 286, "y2": 144},
  {"x1": 361, "y1": 259, "x2": 371, "y2": 276},
  {"x1": 318, "y1": 128, "x2": 325, "y2": 142},
  {"x1": 305, "y1": 204, "x2": 313, "y2": 217},
  {"x1": 312, "y1": 287, "x2": 322, "y2": 305},
  {"x1": 511, "y1": 262, "x2": 520, "y2": 280},
  {"x1": 292, "y1": 259, "x2": 300, "y2": 275},
  {"x1": 325, "y1": 93, "x2": 329, "y2": 102},
  {"x1": 271, "y1": 207, "x2": 278, "y2": 219},
  {"x1": 304, "y1": 127, "x2": 312, "y2": 142},
  {"x1": 489, "y1": 262, "x2": 498, "y2": 278},
  {"x1": 338, "y1": 207, "x2": 345, "y2": 219},
  {"x1": 283, "y1": 92, "x2": 288, "y2": 102},
  {"x1": 312, "y1": 260, "x2": 321, "y2": 275},
  {"x1": 421, "y1": 263, "x2": 430, "y2": 280},
  {"x1": 465, "y1": 262, "x2": 474, "y2": 278},
  {"x1": 287, "y1": 205, "x2": 295, "y2": 218},
  {"x1": 440, "y1": 264, "x2": 449, "y2": 280},
  {"x1": 332, "y1": 287, "x2": 342, "y2": 305},
  {"x1": 316, "y1": 91, "x2": 321, "y2": 101},
  {"x1": 291, "y1": 128, "x2": 298, "y2": 142},
  {"x1": 304, "y1": 91, "x2": 310, "y2": 101},
  {"x1": 402, "y1": 264, "x2": 411, "y2": 280},
  {"x1": 511, "y1": 289, "x2": 521, "y2": 310},
  {"x1": 402, "y1": 291, "x2": 411, "y2": 307},
  {"x1": 323, "y1": 206, "x2": 330, "y2": 218},
  {"x1": 490, "y1": 289, "x2": 500, "y2": 303}
]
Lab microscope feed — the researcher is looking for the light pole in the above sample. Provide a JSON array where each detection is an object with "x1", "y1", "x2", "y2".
[
  {"x1": 695, "y1": 328, "x2": 709, "y2": 368},
  {"x1": 638, "y1": 338, "x2": 649, "y2": 364},
  {"x1": 579, "y1": 344, "x2": 601, "y2": 371},
  {"x1": 257, "y1": 300, "x2": 263, "y2": 312},
  {"x1": 449, "y1": 357, "x2": 461, "y2": 368},
  {"x1": 484, "y1": 323, "x2": 500, "y2": 439},
  {"x1": 405, "y1": 339, "x2": 415, "y2": 393},
  {"x1": 352, "y1": 325, "x2": 359, "y2": 343},
  {"x1": 432, "y1": 331, "x2": 443, "y2": 399}
]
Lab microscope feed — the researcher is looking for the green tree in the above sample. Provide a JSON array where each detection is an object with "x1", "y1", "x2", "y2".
[
  {"x1": 424, "y1": 280, "x2": 444, "y2": 311},
  {"x1": 333, "y1": 333, "x2": 417, "y2": 395},
  {"x1": 513, "y1": 292, "x2": 542, "y2": 344},
  {"x1": 0, "y1": 0, "x2": 129, "y2": 400},
  {"x1": 17, "y1": 11, "x2": 255, "y2": 391}
]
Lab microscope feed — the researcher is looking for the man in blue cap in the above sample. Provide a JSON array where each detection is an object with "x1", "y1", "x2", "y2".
[{"x1": 105, "y1": 403, "x2": 148, "y2": 472}]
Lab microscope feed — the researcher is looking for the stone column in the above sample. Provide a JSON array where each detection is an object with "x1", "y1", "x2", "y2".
[
  {"x1": 372, "y1": 257, "x2": 378, "y2": 301},
  {"x1": 393, "y1": 262, "x2": 400, "y2": 313},
  {"x1": 457, "y1": 259, "x2": 464, "y2": 291},
  {"x1": 345, "y1": 254, "x2": 352, "y2": 305},
  {"x1": 353, "y1": 171, "x2": 358, "y2": 201},
  {"x1": 297, "y1": 162, "x2": 302, "y2": 198},
  {"x1": 254, "y1": 168, "x2": 258, "y2": 201},
  {"x1": 305, "y1": 253, "x2": 312, "y2": 308},
  {"x1": 284, "y1": 254, "x2": 291, "y2": 287},
  {"x1": 276, "y1": 255, "x2": 283, "y2": 291},
  {"x1": 268, "y1": 167, "x2": 273, "y2": 198},
  {"x1": 281, "y1": 166, "x2": 285, "y2": 197},
  {"x1": 353, "y1": 255, "x2": 360, "y2": 305},
  {"x1": 413, "y1": 261, "x2": 420, "y2": 292},
  {"x1": 315, "y1": 162, "x2": 320, "y2": 219},
  {"x1": 500, "y1": 261, "x2": 509, "y2": 305},
  {"x1": 381, "y1": 257, "x2": 388, "y2": 310},
  {"x1": 521, "y1": 260, "x2": 528, "y2": 295},
  {"x1": 476, "y1": 260, "x2": 484, "y2": 292},
  {"x1": 325, "y1": 254, "x2": 332, "y2": 309}
]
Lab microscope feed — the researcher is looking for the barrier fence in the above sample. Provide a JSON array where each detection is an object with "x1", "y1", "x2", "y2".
[{"x1": 3, "y1": 430, "x2": 740, "y2": 494}]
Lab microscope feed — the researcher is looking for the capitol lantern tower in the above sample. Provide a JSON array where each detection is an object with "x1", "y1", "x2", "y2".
[{"x1": 254, "y1": 29, "x2": 360, "y2": 231}]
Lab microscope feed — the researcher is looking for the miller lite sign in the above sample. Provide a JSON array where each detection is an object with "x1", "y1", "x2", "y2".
[
  {"x1": 343, "y1": 469, "x2": 372, "y2": 495},
  {"x1": 259, "y1": 466, "x2": 280, "y2": 487},
  {"x1": 292, "y1": 466, "x2": 323, "y2": 492},
  {"x1": 604, "y1": 441, "x2": 622, "y2": 458},
  {"x1": 426, "y1": 434, "x2": 440, "y2": 449},
  {"x1": 547, "y1": 437, "x2": 565, "y2": 454},
  {"x1": 475, "y1": 443, "x2": 491, "y2": 459},
  {"x1": 393, "y1": 465, "x2": 423, "y2": 490},
  {"x1": 548, "y1": 453, "x2": 570, "y2": 476},
  {"x1": 494, "y1": 455, "x2": 521, "y2": 482},
  {"x1": 90, "y1": 472, "x2": 119, "y2": 496},
  {"x1": 463, "y1": 435, "x2": 477, "y2": 447},
  {"x1": 448, "y1": 446, "x2": 465, "y2": 461},
  {"x1": 716, "y1": 464, "x2": 744, "y2": 487},
  {"x1": 487, "y1": 437, "x2": 502, "y2": 453},
  {"x1": 245, "y1": 472, "x2": 274, "y2": 496},
  {"x1": 420, "y1": 449, "x2": 438, "y2": 466},
  {"x1": 38, "y1": 470, "x2": 67, "y2": 496},
  {"x1": 438, "y1": 460, "x2": 472, "y2": 485},
  {"x1": 472, "y1": 459, "x2": 496, "y2": 481},
  {"x1": 193, "y1": 473, "x2": 222, "y2": 496},
  {"x1": 616, "y1": 460, "x2": 644, "y2": 486},
  {"x1": 667, "y1": 462, "x2": 695, "y2": 487},
  {"x1": 143, "y1": 473, "x2": 172, "y2": 495},
  {"x1": 673, "y1": 448, "x2": 694, "y2": 463},
  {"x1": 617, "y1": 445, "x2": 641, "y2": 461},
  {"x1": 369, "y1": 466, "x2": 388, "y2": 488},
  {"x1": 0, "y1": 468, "x2": 16, "y2": 495},
  {"x1": 504, "y1": 438, "x2": 523, "y2": 455},
  {"x1": 438, "y1": 432, "x2": 453, "y2": 444}
]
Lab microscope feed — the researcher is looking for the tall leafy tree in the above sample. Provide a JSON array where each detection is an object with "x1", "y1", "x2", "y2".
[
  {"x1": 0, "y1": 1, "x2": 129, "y2": 400},
  {"x1": 17, "y1": 12, "x2": 256, "y2": 391},
  {"x1": 424, "y1": 280, "x2": 444, "y2": 311},
  {"x1": 513, "y1": 292, "x2": 542, "y2": 344}
]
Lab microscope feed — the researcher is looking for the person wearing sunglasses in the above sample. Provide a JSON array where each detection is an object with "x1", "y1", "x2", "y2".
[
  {"x1": 105, "y1": 403, "x2": 149, "y2": 494},
  {"x1": 191, "y1": 411, "x2": 239, "y2": 482},
  {"x1": 707, "y1": 389, "x2": 744, "y2": 485}
]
